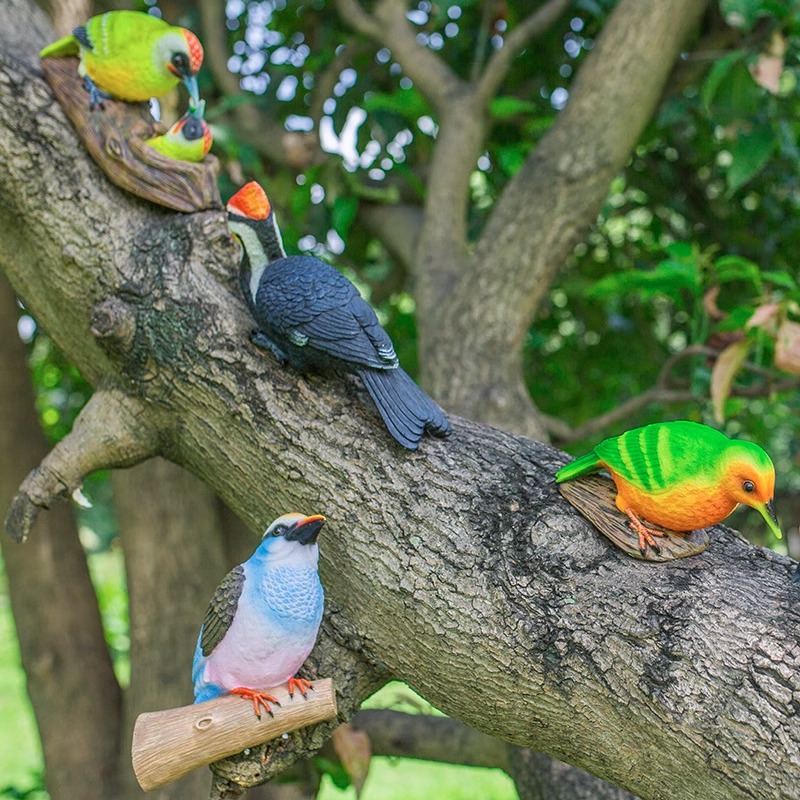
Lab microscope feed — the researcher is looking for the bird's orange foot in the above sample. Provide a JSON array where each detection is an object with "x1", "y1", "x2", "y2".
[
  {"x1": 287, "y1": 676, "x2": 314, "y2": 700},
  {"x1": 230, "y1": 686, "x2": 281, "y2": 719},
  {"x1": 624, "y1": 510, "x2": 667, "y2": 556}
]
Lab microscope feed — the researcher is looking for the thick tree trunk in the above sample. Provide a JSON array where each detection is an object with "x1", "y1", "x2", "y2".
[
  {"x1": 1, "y1": 5, "x2": 798, "y2": 800},
  {"x1": 0, "y1": 277, "x2": 122, "y2": 799},
  {"x1": 114, "y1": 458, "x2": 229, "y2": 799},
  {"x1": 416, "y1": 0, "x2": 708, "y2": 437}
]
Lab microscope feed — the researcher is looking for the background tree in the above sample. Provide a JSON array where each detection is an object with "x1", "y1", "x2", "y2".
[{"x1": 1, "y1": 0, "x2": 799, "y2": 799}]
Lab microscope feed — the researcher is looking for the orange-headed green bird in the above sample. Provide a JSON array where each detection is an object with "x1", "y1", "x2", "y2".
[
  {"x1": 40, "y1": 10, "x2": 203, "y2": 110},
  {"x1": 555, "y1": 420, "x2": 782, "y2": 554},
  {"x1": 145, "y1": 101, "x2": 212, "y2": 162}
]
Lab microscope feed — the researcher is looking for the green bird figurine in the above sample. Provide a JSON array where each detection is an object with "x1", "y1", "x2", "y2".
[
  {"x1": 556, "y1": 420, "x2": 782, "y2": 554},
  {"x1": 145, "y1": 101, "x2": 212, "y2": 162},
  {"x1": 40, "y1": 10, "x2": 203, "y2": 109}
]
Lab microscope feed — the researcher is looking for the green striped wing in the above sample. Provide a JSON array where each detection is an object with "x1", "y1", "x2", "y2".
[
  {"x1": 594, "y1": 420, "x2": 727, "y2": 493},
  {"x1": 555, "y1": 451, "x2": 602, "y2": 483}
]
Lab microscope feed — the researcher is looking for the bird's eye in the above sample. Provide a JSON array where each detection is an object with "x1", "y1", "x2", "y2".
[
  {"x1": 743, "y1": 480, "x2": 755, "y2": 493},
  {"x1": 271, "y1": 525, "x2": 287, "y2": 537},
  {"x1": 171, "y1": 52, "x2": 188, "y2": 72},
  {"x1": 183, "y1": 119, "x2": 202, "y2": 140}
]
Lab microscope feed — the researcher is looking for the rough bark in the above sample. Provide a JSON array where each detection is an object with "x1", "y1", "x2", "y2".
[
  {"x1": 1, "y1": 8, "x2": 799, "y2": 799},
  {"x1": 0, "y1": 277, "x2": 122, "y2": 799},
  {"x1": 114, "y1": 458, "x2": 228, "y2": 799}
]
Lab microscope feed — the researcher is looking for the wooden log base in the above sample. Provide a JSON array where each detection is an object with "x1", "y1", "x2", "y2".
[
  {"x1": 558, "y1": 475, "x2": 709, "y2": 562},
  {"x1": 40, "y1": 57, "x2": 222, "y2": 213},
  {"x1": 131, "y1": 678, "x2": 337, "y2": 792}
]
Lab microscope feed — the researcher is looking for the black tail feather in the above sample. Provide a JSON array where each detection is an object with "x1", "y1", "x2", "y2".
[{"x1": 359, "y1": 368, "x2": 451, "y2": 450}]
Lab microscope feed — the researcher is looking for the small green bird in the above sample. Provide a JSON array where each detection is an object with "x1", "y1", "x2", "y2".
[
  {"x1": 145, "y1": 101, "x2": 212, "y2": 162},
  {"x1": 40, "y1": 10, "x2": 203, "y2": 109},
  {"x1": 555, "y1": 420, "x2": 782, "y2": 554}
]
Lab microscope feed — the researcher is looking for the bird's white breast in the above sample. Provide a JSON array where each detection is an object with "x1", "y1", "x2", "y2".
[{"x1": 203, "y1": 565, "x2": 323, "y2": 691}]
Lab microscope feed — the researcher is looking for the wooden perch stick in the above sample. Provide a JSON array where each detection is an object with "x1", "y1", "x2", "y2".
[{"x1": 132, "y1": 678, "x2": 337, "y2": 792}]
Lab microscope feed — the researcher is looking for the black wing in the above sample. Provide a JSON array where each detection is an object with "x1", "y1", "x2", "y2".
[
  {"x1": 200, "y1": 564, "x2": 245, "y2": 657},
  {"x1": 256, "y1": 256, "x2": 398, "y2": 370}
]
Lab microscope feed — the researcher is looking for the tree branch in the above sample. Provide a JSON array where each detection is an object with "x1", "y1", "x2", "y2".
[
  {"x1": 544, "y1": 344, "x2": 800, "y2": 444},
  {"x1": 477, "y1": 0, "x2": 573, "y2": 104},
  {"x1": 2, "y1": 8, "x2": 799, "y2": 800},
  {"x1": 336, "y1": 0, "x2": 462, "y2": 113},
  {"x1": 417, "y1": 0, "x2": 711, "y2": 437},
  {"x1": 5, "y1": 388, "x2": 161, "y2": 542}
]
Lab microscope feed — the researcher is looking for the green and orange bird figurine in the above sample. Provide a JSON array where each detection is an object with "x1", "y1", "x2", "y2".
[
  {"x1": 145, "y1": 101, "x2": 212, "y2": 162},
  {"x1": 40, "y1": 10, "x2": 203, "y2": 110},
  {"x1": 555, "y1": 420, "x2": 782, "y2": 555}
]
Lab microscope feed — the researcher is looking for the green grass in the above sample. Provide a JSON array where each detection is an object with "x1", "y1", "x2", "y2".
[
  {"x1": 0, "y1": 557, "x2": 47, "y2": 798},
  {"x1": 319, "y1": 759, "x2": 518, "y2": 800},
  {"x1": 0, "y1": 553, "x2": 517, "y2": 800}
]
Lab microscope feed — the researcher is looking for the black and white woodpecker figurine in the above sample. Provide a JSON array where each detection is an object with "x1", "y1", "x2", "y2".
[{"x1": 226, "y1": 181, "x2": 451, "y2": 451}]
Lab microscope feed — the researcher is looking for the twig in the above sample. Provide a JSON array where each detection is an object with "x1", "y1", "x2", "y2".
[
  {"x1": 544, "y1": 343, "x2": 800, "y2": 444},
  {"x1": 336, "y1": 0, "x2": 462, "y2": 113},
  {"x1": 478, "y1": 0, "x2": 573, "y2": 103},
  {"x1": 4, "y1": 389, "x2": 161, "y2": 542}
]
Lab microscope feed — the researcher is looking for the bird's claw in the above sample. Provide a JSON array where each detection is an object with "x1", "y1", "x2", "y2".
[
  {"x1": 287, "y1": 676, "x2": 314, "y2": 700},
  {"x1": 82, "y1": 76, "x2": 110, "y2": 111},
  {"x1": 230, "y1": 686, "x2": 280, "y2": 719},
  {"x1": 624, "y1": 510, "x2": 666, "y2": 556},
  {"x1": 249, "y1": 329, "x2": 289, "y2": 366}
]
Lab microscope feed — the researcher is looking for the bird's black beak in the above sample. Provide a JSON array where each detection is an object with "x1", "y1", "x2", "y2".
[
  {"x1": 766, "y1": 499, "x2": 779, "y2": 526},
  {"x1": 285, "y1": 514, "x2": 325, "y2": 545}
]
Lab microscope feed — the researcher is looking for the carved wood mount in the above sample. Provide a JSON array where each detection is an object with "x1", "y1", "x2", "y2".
[
  {"x1": 558, "y1": 475, "x2": 710, "y2": 561},
  {"x1": 41, "y1": 57, "x2": 222, "y2": 213}
]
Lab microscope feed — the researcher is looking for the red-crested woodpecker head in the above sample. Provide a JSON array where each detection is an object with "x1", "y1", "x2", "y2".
[
  {"x1": 183, "y1": 29, "x2": 204, "y2": 75},
  {"x1": 227, "y1": 181, "x2": 272, "y2": 220},
  {"x1": 158, "y1": 28, "x2": 203, "y2": 103}
]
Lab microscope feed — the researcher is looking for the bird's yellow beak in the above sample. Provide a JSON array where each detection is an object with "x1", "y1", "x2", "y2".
[{"x1": 758, "y1": 499, "x2": 783, "y2": 540}]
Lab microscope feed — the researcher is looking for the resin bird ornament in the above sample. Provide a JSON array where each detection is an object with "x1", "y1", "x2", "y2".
[
  {"x1": 193, "y1": 513, "x2": 325, "y2": 717},
  {"x1": 145, "y1": 101, "x2": 212, "y2": 162},
  {"x1": 226, "y1": 181, "x2": 451, "y2": 451},
  {"x1": 40, "y1": 10, "x2": 203, "y2": 109},
  {"x1": 556, "y1": 420, "x2": 782, "y2": 554}
]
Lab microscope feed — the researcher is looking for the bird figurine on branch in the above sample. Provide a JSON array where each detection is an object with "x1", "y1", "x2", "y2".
[
  {"x1": 192, "y1": 513, "x2": 326, "y2": 717},
  {"x1": 226, "y1": 181, "x2": 452, "y2": 450},
  {"x1": 556, "y1": 420, "x2": 782, "y2": 556},
  {"x1": 130, "y1": 513, "x2": 334, "y2": 792},
  {"x1": 40, "y1": 10, "x2": 203, "y2": 109},
  {"x1": 144, "y1": 100, "x2": 212, "y2": 162}
]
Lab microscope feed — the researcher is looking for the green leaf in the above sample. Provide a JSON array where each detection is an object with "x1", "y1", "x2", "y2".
[
  {"x1": 496, "y1": 144, "x2": 526, "y2": 176},
  {"x1": 704, "y1": 59, "x2": 761, "y2": 123},
  {"x1": 701, "y1": 49, "x2": 747, "y2": 110},
  {"x1": 713, "y1": 255, "x2": 763, "y2": 286},
  {"x1": 587, "y1": 260, "x2": 701, "y2": 302},
  {"x1": 362, "y1": 87, "x2": 431, "y2": 122},
  {"x1": 719, "y1": 0, "x2": 765, "y2": 29},
  {"x1": 331, "y1": 196, "x2": 358, "y2": 240},
  {"x1": 761, "y1": 270, "x2": 798, "y2": 290},
  {"x1": 726, "y1": 125, "x2": 776, "y2": 194},
  {"x1": 313, "y1": 757, "x2": 352, "y2": 790},
  {"x1": 489, "y1": 96, "x2": 538, "y2": 119}
]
